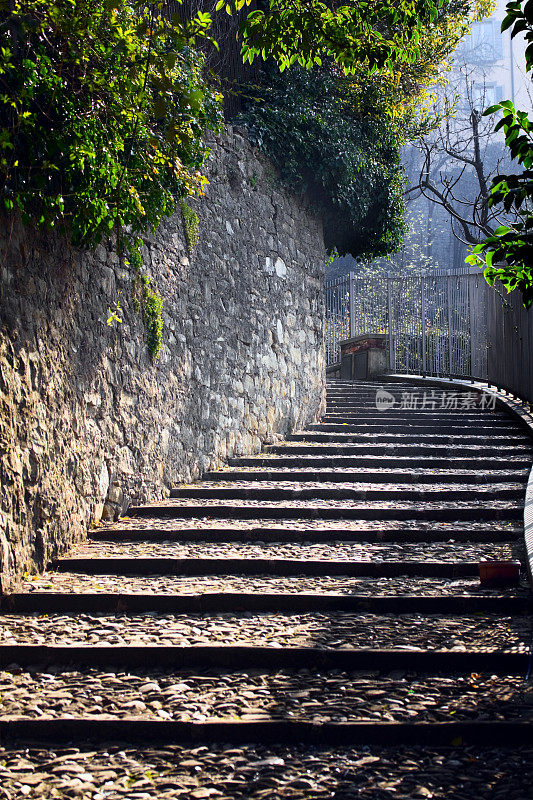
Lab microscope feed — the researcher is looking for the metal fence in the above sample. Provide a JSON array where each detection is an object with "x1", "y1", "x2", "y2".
[
  {"x1": 485, "y1": 281, "x2": 533, "y2": 403},
  {"x1": 325, "y1": 269, "x2": 489, "y2": 381}
]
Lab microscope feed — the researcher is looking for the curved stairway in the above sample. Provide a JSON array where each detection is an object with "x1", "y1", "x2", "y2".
[{"x1": 1, "y1": 379, "x2": 533, "y2": 799}]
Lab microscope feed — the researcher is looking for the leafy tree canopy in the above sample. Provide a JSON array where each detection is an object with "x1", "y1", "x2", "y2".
[
  {"x1": 235, "y1": 0, "x2": 490, "y2": 261},
  {"x1": 225, "y1": 0, "x2": 491, "y2": 78},
  {"x1": 0, "y1": 0, "x2": 223, "y2": 247},
  {"x1": 237, "y1": 64, "x2": 406, "y2": 259},
  {"x1": 232, "y1": 0, "x2": 445, "y2": 73}
]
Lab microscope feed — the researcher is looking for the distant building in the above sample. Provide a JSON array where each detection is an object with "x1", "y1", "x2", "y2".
[{"x1": 457, "y1": 0, "x2": 530, "y2": 111}]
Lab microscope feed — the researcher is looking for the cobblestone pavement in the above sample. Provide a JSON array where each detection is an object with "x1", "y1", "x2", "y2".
[
  {"x1": 1, "y1": 744, "x2": 533, "y2": 799},
  {"x1": 16, "y1": 571, "x2": 533, "y2": 596},
  {"x1": 169, "y1": 479, "x2": 526, "y2": 491},
  {"x1": 70, "y1": 539, "x2": 522, "y2": 562},
  {"x1": 130, "y1": 498, "x2": 525, "y2": 510},
  {"x1": 1, "y1": 667, "x2": 532, "y2": 722},
  {"x1": 0, "y1": 611, "x2": 529, "y2": 650},
  {"x1": 207, "y1": 466, "x2": 530, "y2": 479},
  {"x1": 2, "y1": 379, "x2": 533, "y2": 798},
  {"x1": 93, "y1": 517, "x2": 524, "y2": 532}
]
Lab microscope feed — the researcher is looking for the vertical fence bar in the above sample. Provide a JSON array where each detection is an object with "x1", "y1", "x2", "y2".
[
  {"x1": 421, "y1": 278, "x2": 427, "y2": 375},
  {"x1": 349, "y1": 272, "x2": 356, "y2": 339},
  {"x1": 387, "y1": 274, "x2": 394, "y2": 373},
  {"x1": 447, "y1": 273, "x2": 453, "y2": 378},
  {"x1": 467, "y1": 275, "x2": 474, "y2": 378}
]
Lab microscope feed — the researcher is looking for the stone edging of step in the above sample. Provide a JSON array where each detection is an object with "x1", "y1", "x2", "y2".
[
  {"x1": 3, "y1": 591, "x2": 530, "y2": 614},
  {"x1": 385, "y1": 374, "x2": 533, "y2": 589},
  {"x1": 0, "y1": 643, "x2": 527, "y2": 673},
  {"x1": 1, "y1": 716, "x2": 533, "y2": 746}
]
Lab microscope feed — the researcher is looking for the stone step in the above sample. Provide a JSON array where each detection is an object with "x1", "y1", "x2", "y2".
[
  {"x1": 128, "y1": 499, "x2": 523, "y2": 521},
  {"x1": 326, "y1": 383, "x2": 473, "y2": 390},
  {"x1": 326, "y1": 385, "x2": 487, "y2": 394},
  {"x1": 289, "y1": 432, "x2": 530, "y2": 444},
  {"x1": 2, "y1": 610, "x2": 528, "y2": 651},
  {"x1": 326, "y1": 390, "x2": 437, "y2": 395},
  {"x1": 324, "y1": 405, "x2": 504, "y2": 412},
  {"x1": 229, "y1": 455, "x2": 533, "y2": 469},
  {"x1": 326, "y1": 404, "x2": 514, "y2": 410},
  {"x1": 12, "y1": 570, "x2": 532, "y2": 599},
  {"x1": 321, "y1": 412, "x2": 515, "y2": 422},
  {"x1": 315, "y1": 423, "x2": 521, "y2": 435},
  {"x1": 2, "y1": 739, "x2": 531, "y2": 795},
  {"x1": 329, "y1": 379, "x2": 483, "y2": 385},
  {"x1": 4, "y1": 589, "x2": 530, "y2": 615},
  {"x1": 0, "y1": 644, "x2": 528, "y2": 674},
  {"x1": 324, "y1": 404, "x2": 509, "y2": 413},
  {"x1": 3, "y1": 716, "x2": 533, "y2": 747},
  {"x1": 326, "y1": 388, "x2": 501, "y2": 394},
  {"x1": 325, "y1": 394, "x2": 504, "y2": 401},
  {"x1": 325, "y1": 390, "x2": 488, "y2": 398},
  {"x1": 326, "y1": 381, "x2": 437, "y2": 386},
  {"x1": 328, "y1": 380, "x2": 442, "y2": 385},
  {"x1": 205, "y1": 468, "x2": 529, "y2": 484},
  {"x1": 70, "y1": 540, "x2": 523, "y2": 563},
  {"x1": 265, "y1": 443, "x2": 532, "y2": 457},
  {"x1": 168, "y1": 483, "x2": 525, "y2": 502},
  {"x1": 327, "y1": 392, "x2": 455, "y2": 397},
  {"x1": 88, "y1": 522, "x2": 524, "y2": 544},
  {"x1": 324, "y1": 405, "x2": 511, "y2": 413},
  {"x1": 325, "y1": 386, "x2": 491, "y2": 394},
  {"x1": 312, "y1": 418, "x2": 526, "y2": 431},
  {"x1": 0, "y1": 665, "x2": 531, "y2": 726},
  {"x1": 328, "y1": 392, "x2": 435, "y2": 397},
  {"x1": 50, "y1": 557, "x2": 490, "y2": 579},
  {"x1": 324, "y1": 399, "x2": 498, "y2": 407}
]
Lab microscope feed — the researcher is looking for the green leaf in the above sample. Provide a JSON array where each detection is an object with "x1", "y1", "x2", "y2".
[
  {"x1": 501, "y1": 14, "x2": 516, "y2": 32},
  {"x1": 483, "y1": 104, "x2": 502, "y2": 115}
]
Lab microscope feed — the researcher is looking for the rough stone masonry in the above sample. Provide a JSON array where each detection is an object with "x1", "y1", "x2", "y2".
[{"x1": 0, "y1": 125, "x2": 326, "y2": 590}]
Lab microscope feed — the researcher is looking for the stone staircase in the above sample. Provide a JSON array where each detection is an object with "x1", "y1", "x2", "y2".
[{"x1": 1, "y1": 379, "x2": 533, "y2": 799}]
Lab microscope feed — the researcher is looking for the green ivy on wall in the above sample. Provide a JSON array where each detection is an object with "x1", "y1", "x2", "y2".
[
  {"x1": 180, "y1": 200, "x2": 200, "y2": 253},
  {"x1": 125, "y1": 239, "x2": 164, "y2": 361},
  {"x1": 139, "y1": 275, "x2": 164, "y2": 361},
  {"x1": 0, "y1": 0, "x2": 223, "y2": 248}
]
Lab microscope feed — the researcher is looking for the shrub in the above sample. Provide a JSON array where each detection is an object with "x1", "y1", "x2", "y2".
[
  {"x1": 0, "y1": 0, "x2": 223, "y2": 247},
  {"x1": 238, "y1": 64, "x2": 405, "y2": 259}
]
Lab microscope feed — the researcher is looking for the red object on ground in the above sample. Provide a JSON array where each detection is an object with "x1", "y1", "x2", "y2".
[{"x1": 478, "y1": 560, "x2": 521, "y2": 587}]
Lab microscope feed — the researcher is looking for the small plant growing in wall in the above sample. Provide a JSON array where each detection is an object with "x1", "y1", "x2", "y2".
[
  {"x1": 107, "y1": 300, "x2": 123, "y2": 327},
  {"x1": 180, "y1": 200, "x2": 200, "y2": 253},
  {"x1": 126, "y1": 240, "x2": 164, "y2": 361},
  {"x1": 139, "y1": 275, "x2": 164, "y2": 360}
]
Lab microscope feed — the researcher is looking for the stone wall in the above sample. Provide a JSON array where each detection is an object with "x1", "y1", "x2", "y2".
[{"x1": 0, "y1": 126, "x2": 326, "y2": 591}]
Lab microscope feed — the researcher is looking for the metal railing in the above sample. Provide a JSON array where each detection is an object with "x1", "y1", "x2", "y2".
[
  {"x1": 485, "y1": 282, "x2": 533, "y2": 404},
  {"x1": 326, "y1": 268, "x2": 533, "y2": 404},
  {"x1": 325, "y1": 269, "x2": 488, "y2": 381}
]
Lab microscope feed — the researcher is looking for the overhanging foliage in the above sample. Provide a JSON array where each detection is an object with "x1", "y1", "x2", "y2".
[
  {"x1": 238, "y1": 64, "x2": 406, "y2": 259},
  {"x1": 0, "y1": 0, "x2": 223, "y2": 247}
]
